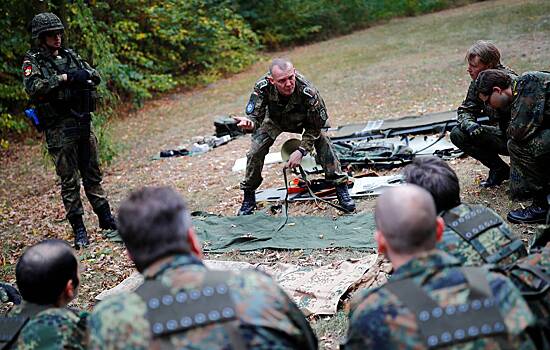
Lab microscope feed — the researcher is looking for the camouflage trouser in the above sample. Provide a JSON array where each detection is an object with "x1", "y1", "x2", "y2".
[
  {"x1": 450, "y1": 125, "x2": 509, "y2": 171},
  {"x1": 508, "y1": 129, "x2": 550, "y2": 201},
  {"x1": 45, "y1": 119, "x2": 109, "y2": 219},
  {"x1": 240, "y1": 128, "x2": 347, "y2": 191}
]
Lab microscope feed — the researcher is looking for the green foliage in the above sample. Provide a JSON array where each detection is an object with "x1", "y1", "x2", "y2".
[
  {"x1": 0, "y1": 0, "x2": 258, "y2": 162},
  {"x1": 234, "y1": 0, "x2": 479, "y2": 48},
  {"x1": 0, "y1": 0, "x2": 479, "y2": 161}
]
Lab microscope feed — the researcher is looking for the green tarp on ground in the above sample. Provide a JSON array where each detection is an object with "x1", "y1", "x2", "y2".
[{"x1": 192, "y1": 213, "x2": 376, "y2": 252}]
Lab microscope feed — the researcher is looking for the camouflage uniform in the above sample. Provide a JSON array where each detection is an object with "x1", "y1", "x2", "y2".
[
  {"x1": 88, "y1": 255, "x2": 317, "y2": 349},
  {"x1": 0, "y1": 283, "x2": 21, "y2": 305},
  {"x1": 22, "y1": 45, "x2": 109, "y2": 221},
  {"x1": 343, "y1": 250, "x2": 536, "y2": 349},
  {"x1": 0, "y1": 288, "x2": 7, "y2": 304},
  {"x1": 450, "y1": 65, "x2": 516, "y2": 173},
  {"x1": 501, "y1": 244, "x2": 550, "y2": 348},
  {"x1": 7, "y1": 302, "x2": 87, "y2": 350},
  {"x1": 506, "y1": 72, "x2": 550, "y2": 200},
  {"x1": 240, "y1": 72, "x2": 347, "y2": 191},
  {"x1": 438, "y1": 203, "x2": 527, "y2": 266}
]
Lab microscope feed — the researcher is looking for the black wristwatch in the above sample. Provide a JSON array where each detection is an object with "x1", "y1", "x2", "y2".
[{"x1": 298, "y1": 147, "x2": 307, "y2": 157}]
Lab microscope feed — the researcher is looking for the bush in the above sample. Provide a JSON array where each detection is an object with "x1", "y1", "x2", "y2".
[
  {"x1": 0, "y1": 0, "x2": 258, "y2": 163},
  {"x1": 0, "y1": 0, "x2": 479, "y2": 162},
  {"x1": 234, "y1": 0, "x2": 479, "y2": 48}
]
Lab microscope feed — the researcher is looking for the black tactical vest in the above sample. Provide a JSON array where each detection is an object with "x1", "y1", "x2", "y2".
[
  {"x1": 135, "y1": 270, "x2": 246, "y2": 350},
  {"x1": 385, "y1": 267, "x2": 508, "y2": 348},
  {"x1": 442, "y1": 204, "x2": 526, "y2": 264}
]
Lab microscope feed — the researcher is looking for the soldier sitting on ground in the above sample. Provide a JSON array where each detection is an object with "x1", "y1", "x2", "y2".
[
  {"x1": 343, "y1": 185, "x2": 537, "y2": 349},
  {"x1": 233, "y1": 58, "x2": 355, "y2": 215},
  {"x1": 402, "y1": 156, "x2": 527, "y2": 266},
  {"x1": 450, "y1": 40, "x2": 516, "y2": 188},
  {"x1": 88, "y1": 186, "x2": 317, "y2": 349},
  {"x1": 477, "y1": 69, "x2": 550, "y2": 224},
  {"x1": 1, "y1": 240, "x2": 87, "y2": 349}
]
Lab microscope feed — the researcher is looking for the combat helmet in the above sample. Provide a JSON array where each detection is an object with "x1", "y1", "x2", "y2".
[{"x1": 31, "y1": 12, "x2": 64, "y2": 39}]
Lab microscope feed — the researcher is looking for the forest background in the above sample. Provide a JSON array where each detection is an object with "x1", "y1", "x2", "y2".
[{"x1": 0, "y1": 0, "x2": 479, "y2": 158}]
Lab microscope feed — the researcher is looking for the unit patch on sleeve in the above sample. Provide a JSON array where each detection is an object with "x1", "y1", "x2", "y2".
[
  {"x1": 23, "y1": 62, "x2": 33, "y2": 77},
  {"x1": 246, "y1": 93, "x2": 258, "y2": 115}
]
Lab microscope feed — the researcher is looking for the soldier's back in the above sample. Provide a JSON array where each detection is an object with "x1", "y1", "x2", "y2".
[
  {"x1": 502, "y1": 244, "x2": 550, "y2": 348},
  {"x1": 438, "y1": 203, "x2": 527, "y2": 266},
  {"x1": 89, "y1": 257, "x2": 316, "y2": 349},
  {"x1": 343, "y1": 250, "x2": 536, "y2": 350},
  {"x1": 10, "y1": 306, "x2": 87, "y2": 350}
]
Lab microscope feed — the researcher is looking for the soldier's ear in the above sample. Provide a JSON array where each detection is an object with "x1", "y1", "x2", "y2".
[
  {"x1": 187, "y1": 227, "x2": 203, "y2": 259},
  {"x1": 267, "y1": 75, "x2": 274, "y2": 85},
  {"x1": 375, "y1": 230, "x2": 387, "y2": 255},
  {"x1": 492, "y1": 86, "x2": 502, "y2": 95},
  {"x1": 435, "y1": 217, "x2": 444, "y2": 243}
]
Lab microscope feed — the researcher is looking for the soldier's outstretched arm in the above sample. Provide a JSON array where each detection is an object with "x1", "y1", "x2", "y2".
[{"x1": 22, "y1": 54, "x2": 65, "y2": 98}]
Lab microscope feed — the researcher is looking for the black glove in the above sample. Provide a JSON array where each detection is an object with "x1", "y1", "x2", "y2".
[
  {"x1": 90, "y1": 74, "x2": 101, "y2": 85},
  {"x1": 466, "y1": 123, "x2": 483, "y2": 137},
  {"x1": 0, "y1": 282, "x2": 22, "y2": 305},
  {"x1": 68, "y1": 69, "x2": 91, "y2": 84}
]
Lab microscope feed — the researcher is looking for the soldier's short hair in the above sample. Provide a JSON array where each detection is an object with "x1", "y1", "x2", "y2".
[
  {"x1": 269, "y1": 58, "x2": 292, "y2": 75},
  {"x1": 16, "y1": 240, "x2": 78, "y2": 305},
  {"x1": 475, "y1": 69, "x2": 512, "y2": 96},
  {"x1": 465, "y1": 40, "x2": 501, "y2": 68},
  {"x1": 375, "y1": 185, "x2": 437, "y2": 254},
  {"x1": 117, "y1": 186, "x2": 193, "y2": 272},
  {"x1": 402, "y1": 157, "x2": 461, "y2": 212}
]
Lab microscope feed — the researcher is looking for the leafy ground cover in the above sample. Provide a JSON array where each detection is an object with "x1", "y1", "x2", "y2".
[{"x1": 1, "y1": 0, "x2": 550, "y2": 348}]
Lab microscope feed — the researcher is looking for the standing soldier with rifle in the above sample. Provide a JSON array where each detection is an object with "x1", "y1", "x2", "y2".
[{"x1": 22, "y1": 13, "x2": 116, "y2": 249}]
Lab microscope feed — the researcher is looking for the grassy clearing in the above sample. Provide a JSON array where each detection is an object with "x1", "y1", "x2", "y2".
[{"x1": 1, "y1": 0, "x2": 550, "y2": 348}]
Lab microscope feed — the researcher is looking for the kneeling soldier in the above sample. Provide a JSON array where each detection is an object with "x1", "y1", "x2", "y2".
[
  {"x1": 477, "y1": 70, "x2": 550, "y2": 224},
  {"x1": 234, "y1": 58, "x2": 354, "y2": 215}
]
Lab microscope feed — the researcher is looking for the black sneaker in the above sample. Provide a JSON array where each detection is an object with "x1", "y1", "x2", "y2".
[
  {"x1": 237, "y1": 191, "x2": 256, "y2": 216},
  {"x1": 335, "y1": 183, "x2": 356, "y2": 212},
  {"x1": 480, "y1": 167, "x2": 509, "y2": 188},
  {"x1": 507, "y1": 205, "x2": 548, "y2": 224}
]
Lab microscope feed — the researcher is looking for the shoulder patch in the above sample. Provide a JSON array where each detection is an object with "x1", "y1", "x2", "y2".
[
  {"x1": 23, "y1": 63, "x2": 33, "y2": 77},
  {"x1": 255, "y1": 79, "x2": 268, "y2": 91},
  {"x1": 245, "y1": 93, "x2": 258, "y2": 115}
]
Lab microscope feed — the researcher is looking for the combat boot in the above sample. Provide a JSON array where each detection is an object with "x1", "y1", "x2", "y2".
[
  {"x1": 69, "y1": 215, "x2": 90, "y2": 249},
  {"x1": 480, "y1": 166, "x2": 509, "y2": 188},
  {"x1": 237, "y1": 190, "x2": 256, "y2": 216},
  {"x1": 336, "y1": 183, "x2": 356, "y2": 212},
  {"x1": 507, "y1": 196, "x2": 549, "y2": 224},
  {"x1": 95, "y1": 203, "x2": 117, "y2": 230}
]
